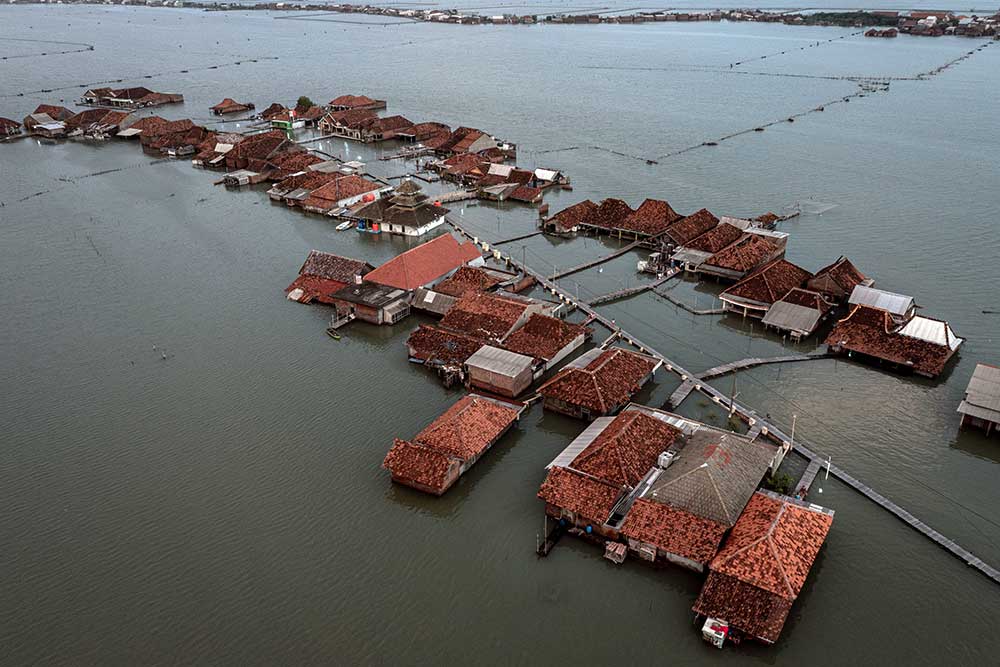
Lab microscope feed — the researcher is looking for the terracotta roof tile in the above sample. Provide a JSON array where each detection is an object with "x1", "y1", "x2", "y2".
[
  {"x1": 537, "y1": 466, "x2": 621, "y2": 524},
  {"x1": 583, "y1": 198, "x2": 634, "y2": 231},
  {"x1": 620, "y1": 198, "x2": 683, "y2": 235},
  {"x1": 406, "y1": 324, "x2": 487, "y2": 366},
  {"x1": 807, "y1": 256, "x2": 869, "y2": 300},
  {"x1": 383, "y1": 439, "x2": 455, "y2": 492},
  {"x1": 365, "y1": 234, "x2": 483, "y2": 291},
  {"x1": 704, "y1": 234, "x2": 781, "y2": 273},
  {"x1": 570, "y1": 411, "x2": 678, "y2": 487},
  {"x1": 721, "y1": 259, "x2": 812, "y2": 307},
  {"x1": 434, "y1": 266, "x2": 503, "y2": 298},
  {"x1": 296, "y1": 250, "x2": 372, "y2": 283},
  {"x1": 413, "y1": 394, "x2": 521, "y2": 461},
  {"x1": 621, "y1": 498, "x2": 729, "y2": 565},
  {"x1": 667, "y1": 208, "x2": 720, "y2": 245},
  {"x1": 694, "y1": 492, "x2": 833, "y2": 642},
  {"x1": 438, "y1": 292, "x2": 532, "y2": 342},
  {"x1": 685, "y1": 222, "x2": 745, "y2": 254},
  {"x1": 502, "y1": 314, "x2": 589, "y2": 362},
  {"x1": 546, "y1": 199, "x2": 597, "y2": 231},
  {"x1": 538, "y1": 348, "x2": 657, "y2": 415},
  {"x1": 302, "y1": 175, "x2": 381, "y2": 209}
]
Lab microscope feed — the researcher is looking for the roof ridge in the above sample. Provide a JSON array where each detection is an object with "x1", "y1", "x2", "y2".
[{"x1": 765, "y1": 503, "x2": 797, "y2": 598}]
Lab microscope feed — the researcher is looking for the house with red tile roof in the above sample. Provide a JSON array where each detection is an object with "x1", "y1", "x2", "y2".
[
  {"x1": 364, "y1": 233, "x2": 485, "y2": 291},
  {"x1": 502, "y1": 313, "x2": 590, "y2": 370},
  {"x1": 398, "y1": 121, "x2": 451, "y2": 144},
  {"x1": 328, "y1": 94, "x2": 386, "y2": 111},
  {"x1": 761, "y1": 287, "x2": 834, "y2": 340},
  {"x1": 693, "y1": 490, "x2": 834, "y2": 644},
  {"x1": 383, "y1": 393, "x2": 524, "y2": 495},
  {"x1": 211, "y1": 98, "x2": 254, "y2": 115},
  {"x1": 542, "y1": 199, "x2": 598, "y2": 235},
  {"x1": 719, "y1": 259, "x2": 812, "y2": 318},
  {"x1": 406, "y1": 324, "x2": 488, "y2": 367},
  {"x1": 357, "y1": 115, "x2": 415, "y2": 142},
  {"x1": 437, "y1": 292, "x2": 549, "y2": 345},
  {"x1": 700, "y1": 233, "x2": 786, "y2": 282},
  {"x1": 806, "y1": 256, "x2": 873, "y2": 305},
  {"x1": 577, "y1": 198, "x2": 635, "y2": 235},
  {"x1": 431, "y1": 126, "x2": 499, "y2": 156},
  {"x1": 317, "y1": 108, "x2": 379, "y2": 140},
  {"x1": 284, "y1": 250, "x2": 374, "y2": 305},
  {"x1": 80, "y1": 87, "x2": 183, "y2": 109},
  {"x1": 0, "y1": 117, "x2": 21, "y2": 136},
  {"x1": 824, "y1": 304, "x2": 963, "y2": 378},
  {"x1": 537, "y1": 347, "x2": 660, "y2": 420},
  {"x1": 433, "y1": 266, "x2": 504, "y2": 298},
  {"x1": 618, "y1": 198, "x2": 684, "y2": 236},
  {"x1": 537, "y1": 466, "x2": 624, "y2": 536},
  {"x1": 665, "y1": 208, "x2": 720, "y2": 247},
  {"x1": 300, "y1": 174, "x2": 388, "y2": 214}
]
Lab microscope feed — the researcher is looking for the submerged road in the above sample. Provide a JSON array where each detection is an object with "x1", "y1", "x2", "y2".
[{"x1": 447, "y1": 215, "x2": 1000, "y2": 586}]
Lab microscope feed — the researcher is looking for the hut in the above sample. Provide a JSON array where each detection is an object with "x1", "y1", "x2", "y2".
[
  {"x1": 285, "y1": 250, "x2": 373, "y2": 305},
  {"x1": 957, "y1": 363, "x2": 1000, "y2": 436},
  {"x1": 719, "y1": 259, "x2": 812, "y2": 318},
  {"x1": 328, "y1": 94, "x2": 386, "y2": 111},
  {"x1": 327, "y1": 283, "x2": 410, "y2": 325},
  {"x1": 382, "y1": 393, "x2": 523, "y2": 495},
  {"x1": 464, "y1": 345, "x2": 535, "y2": 397},
  {"x1": 537, "y1": 347, "x2": 660, "y2": 420},
  {"x1": 693, "y1": 491, "x2": 834, "y2": 646}
]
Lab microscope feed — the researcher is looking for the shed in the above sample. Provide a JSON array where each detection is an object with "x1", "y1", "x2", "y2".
[{"x1": 465, "y1": 345, "x2": 534, "y2": 397}]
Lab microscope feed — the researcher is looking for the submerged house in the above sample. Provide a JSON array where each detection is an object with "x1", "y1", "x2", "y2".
[
  {"x1": 428, "y1": 126, "x2": 499, "y2": 156},
  {"x1": 541, "y1": 199, "x2": 597, "y2": 235},
  {"x1": 349, "y1": 179, "x2": 448, "y2": 236},
  {"x1": 363, "y1": 233, "x2": 484, "y2": 292},
  {"x1": 806, "y1": 256, "x2": 872, "y2": 305},
  {"x1": 211, "y1": 98, "x2": 255, "y2": 115},
  {"x1": 328, "y1": 282, "x2": 411, "y2": 326},
  {"x1": 699, "y1": 232, "x2": 786, "y2": 282},
  {"x1": 693, "y1": 491, "x2": 834, "y2": 645},
  {"x1": 317, "y1": 108, "x2": 379, "y2": 139},
  {"x1": 0, "y1": 117, "x2": 21, "y2": 136},
  {"x1": 664, "y1": 208, "x2": 719, "y2": 248},
  {"x1": 957, "y1": 363, "x2": 1000, "y2": 436},
  {"x1": 719, "y1": 259, "x2": 812, "y2": 318},
  {"x1": 285, "y1": 250, "x2": 373, "y2": 305},
  {"x1": 300, "y1": 174, "x2": 387, "y2": 214},
  {"x1": 64, "y1": 109, "x2": 131, "y2": 138},
  {"x1": 80, "y1": 86, "x2": 183, "y2": 109},
  {"x1": 464, "y1": 345, "x2": 535, "y2": 397},
  {"x1": 383, "y1": 393, "x2": 524, "y2": 495},
  {"x1": 824, "y1": 301, "x2": 963, "y2": 378},
  {"x1": 537, "y1": 347, "x2": 660, "y2": 420},
  {"x1": 23, "y1": 105, "x2": 74, "y2": 137},
  {"x1": 539, "y1": 405, "x2": 784, "y2": 572},
  {"x1": 328, "y1": 94, "x2": 387, "y2": 111}
]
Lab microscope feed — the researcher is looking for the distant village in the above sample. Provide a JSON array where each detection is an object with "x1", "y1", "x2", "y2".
[
  {"x1": 4, "y1": 73, "x2": 997, "y2": 649},
  {"x1": 8, "y1": 1, "x2": 1000, "y2": 38}
]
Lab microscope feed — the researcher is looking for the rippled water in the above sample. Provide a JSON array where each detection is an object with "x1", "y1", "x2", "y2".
[{"x1": 2, "y1": 5, "x2": 999, "y2": 665}]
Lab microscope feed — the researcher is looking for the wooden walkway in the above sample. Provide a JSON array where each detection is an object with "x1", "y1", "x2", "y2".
[
  {"x1": 492, "y1": 230, "x2": 543, "y2": 246},
  {"x1": 652, "y1": 287, "x2": 726, "y2": 315},
  {"x1": 444, "y1": 214, "x2": 1000, "y2": 586},
  {"x1": 437, "y1": 190, "x2": 476, "y2": 203},
  {"x1": 587, "y1": 269, "x2": 680, "y2": 306},
  {"x1": 796, "y1": 459, "x2": 824, "y2": 496},
  {"x1": 696, "y1": 352, "x2": 832, "y2": 380},
  {"x1": 666, "y1": 380, "x2": 697, "y2": 410}
]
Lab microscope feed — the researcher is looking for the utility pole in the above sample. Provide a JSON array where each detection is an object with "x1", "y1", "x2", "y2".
[
  {"x1": 790, "y1": 414, "x2": 797, "y2": 452},
  {"x1": 728, "y1": 373, "x2": 740, "y2": 419}
]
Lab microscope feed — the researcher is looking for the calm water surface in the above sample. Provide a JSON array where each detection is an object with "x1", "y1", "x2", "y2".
[{"x1": 2, "y1": 6, "x2": 999, "y2": 665}]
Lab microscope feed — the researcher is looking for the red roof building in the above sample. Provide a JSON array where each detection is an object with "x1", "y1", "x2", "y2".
[
  {"x1": 806, "y1": 256, "x2": 872, "y2": 304},
  {"x1": 406, "y1": 324, "x2": 488, "y2": 367},
  {"x1": 285, "y1": 250, "x2": 374, "y2": 305},
  {"x1": 693, "y1": 491, "x2": 834, "y2": 644},
  {"x1": 383, "y1": 393, "x2": 523, "y2": 495},
  {"x1": 0, "y1": 116, "x2": 22, "y2": 136},
  {"x1": 364, "y1": 234, "x2": 484, "y2": 291},
  {"x1": 666, "y1": 208, "x2": 720, "y2": 246},
  {"x1": 824, "y1": 305, "x2": 963, "y2": 378},
  {"x1": 300, "y1": 175, "x2": 383, "y2": 214},
  {"x1": 211, "y1": 98, "x2": 254, "y2": 115},
  {"x1": 537, "y1": 466, "x2": 623, "y2": 530},
  {"x1": 570, "y1": 410, "x2": 679, "y2": 487},
  {"x1": 538, "y1": 347, "x2": 659, "y2": 419},
  {"x1": 700, "y1": 233, "x2": 785, "y2": 282},
  {"x1": 542, "y1": 199, "x2": 598, "y2": 234},
  {"x1": 719, "y1": 259, "x2": 812, "y2": 317},
  {"x1": 433, "y1": 266, "x2": 503, "y2": 298},
  {"x1": 328, "y1": 94, "x2": 386, "y2": 111},
  {"x1": 620, "y1": 498, "x2": 729, "y2": 570},
  {"x1": 436, "y1": 292, "x2": 544, "y2": 344},
  {"x1": 619, "y1": 198, "x2": 684, "y2": 236}
]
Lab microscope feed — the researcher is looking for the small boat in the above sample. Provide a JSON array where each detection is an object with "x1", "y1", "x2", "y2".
[
  {"x1": 325, "y1": 328, "x2": 341, "y2": 340},
  {"x1": 335, "y1": 220, "x2": 352, "y2": 231}
]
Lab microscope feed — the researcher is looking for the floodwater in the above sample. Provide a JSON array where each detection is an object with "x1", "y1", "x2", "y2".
[{"x1": 2, "y1": 4, "x2": 1000, "y2": 665}]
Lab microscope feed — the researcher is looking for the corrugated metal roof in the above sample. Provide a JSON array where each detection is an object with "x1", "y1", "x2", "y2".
[
  {"x1": 670, "y1": 247, "x2": 712, "y2": 266},
  {"x1": 546, "y1": 417, "x2": 616, "y2": 469},
  {"x1": 962, "y1": 363, "x2": 1000, "y2": 414},
  {"x1": 849, "y1": 285, "x2": 913, "y2": 316},
  {"x1": 534, "y1": 168, "x2": 559, "y2": 182},
  {"x1": 466, "y1": 345, "x2": 533, "y2": 376},
  {"x1": 898, "y1": 316, "x2": 963, "y2": 350},
  {"x1": 116, "y1": 127, "x2": 142, "y2": 137},
  {"x1": 761, "y1": 301, "x2": 821, "y2": 335},
  {"x1": 562, "y1": 346, "x2": 603, "y2": 370}
]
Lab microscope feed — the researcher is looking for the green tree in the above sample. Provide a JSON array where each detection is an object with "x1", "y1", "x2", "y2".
[{"x1": 296, "y1": 96, "x2": 314, "y2": 111}]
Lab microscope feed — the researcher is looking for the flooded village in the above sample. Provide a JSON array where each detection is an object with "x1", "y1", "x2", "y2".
[{"x1": 3, "y1": 4, "x2": 1000, "y2": 663}]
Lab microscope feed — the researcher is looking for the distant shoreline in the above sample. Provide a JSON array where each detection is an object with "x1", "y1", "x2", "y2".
[{"x1": 4, "y1": 3, "x2": 997, "y2": 39}]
